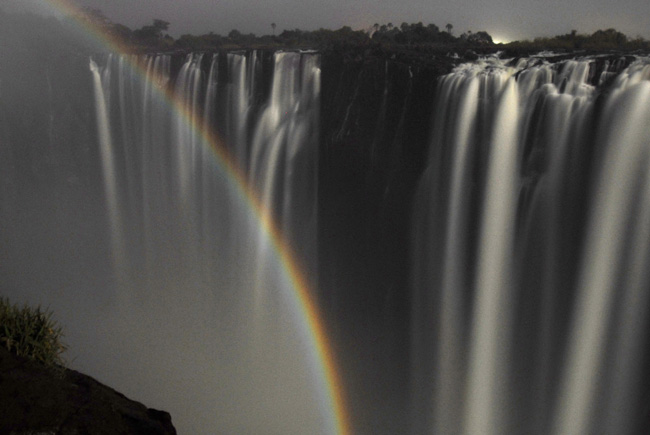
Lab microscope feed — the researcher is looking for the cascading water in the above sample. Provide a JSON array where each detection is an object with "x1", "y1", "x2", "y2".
[
  {"x1": 412, "y1": 55, "x2": 650, "y2": 435},
  {"x1": 91, "y1": 50, "x2": 324, "y2": 434},
  {"x1": 6, "y1": 49, "x2": 325, "y2": 434},
  {"x1": 4, "y1": 12, "x2": 650, "y2": 433}
]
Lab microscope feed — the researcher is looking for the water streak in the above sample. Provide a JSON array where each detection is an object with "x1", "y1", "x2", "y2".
[{"x1": 414, "y1": 55, "x2": 650, "y2": 435}]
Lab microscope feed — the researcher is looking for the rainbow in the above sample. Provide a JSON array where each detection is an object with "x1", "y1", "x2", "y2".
[{"x1": 42, "y1": 1, "x2": 351, "y2": 433}]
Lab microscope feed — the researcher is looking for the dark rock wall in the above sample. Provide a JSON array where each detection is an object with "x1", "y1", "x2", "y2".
[
  {"x1": 0, "y1": 347, "x2": 176, "y2": 434},
  {"x1": 320, "y1": 51, "x2": 443, "y2": 316},
  {"x1": 320, "y1": 51, "x2": 447, "y2": 434}
]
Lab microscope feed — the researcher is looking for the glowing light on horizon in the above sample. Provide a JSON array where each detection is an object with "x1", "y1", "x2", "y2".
[{"x1": 491, "y1": 34, "x2": 511, "y2": 44}]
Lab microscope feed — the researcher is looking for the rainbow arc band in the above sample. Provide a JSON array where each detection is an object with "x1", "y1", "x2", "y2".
[{"x1": 45, "y1": 1, "x2": 351, "y2": 433}]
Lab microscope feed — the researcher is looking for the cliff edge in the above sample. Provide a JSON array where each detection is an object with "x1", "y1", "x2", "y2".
[{"x1": 0, "y1": 346, "x2": 176, "y2": 434}]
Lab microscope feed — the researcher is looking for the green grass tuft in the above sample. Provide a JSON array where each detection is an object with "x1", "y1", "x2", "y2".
[{"x1": 0, "y1": 297, "x2": 67, "y2": 367}]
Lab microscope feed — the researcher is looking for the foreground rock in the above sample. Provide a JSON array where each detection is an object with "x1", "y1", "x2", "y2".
[{"x1": 0, "y1": 347, "x2": 176, "y2": 434}]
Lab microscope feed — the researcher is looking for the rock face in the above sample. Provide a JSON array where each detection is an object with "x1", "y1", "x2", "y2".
[
  {"x1": 318, "y1": 49, "x2": 446, "y2": 434},
  {"x1": 0, "y1": 347, "x2": 176, "y2": 434}
]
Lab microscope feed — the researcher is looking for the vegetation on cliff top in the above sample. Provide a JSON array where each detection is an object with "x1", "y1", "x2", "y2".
[
  {"x1": 66, "y1": 6, "x2": 650, "y2": 54},
  {"x1": 0, "y1": 297, "x2": 66, "y2": 368},
  {"x1": 1, "y1": 4, "x2": 649, "y2": 56},
  {"x1": 507, "y1": 28, "x2": 650, "y2": 52}
]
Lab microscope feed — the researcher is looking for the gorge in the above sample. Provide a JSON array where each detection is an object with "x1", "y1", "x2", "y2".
[{"x1": 1, "y1": 10, "x2": 650, "y2": 435}]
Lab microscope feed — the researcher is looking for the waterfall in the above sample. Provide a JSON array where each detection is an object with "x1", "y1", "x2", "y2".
[
  {"x1": 413, "y1": 55, "x2": 650, "y2": 435},
  {"x1": 4, "y1": 38, "x2": 650, "y2": 435},
  {"x1": 89, "y1": 58, "x2": 125, "y2": 275},
  {"x1": 83, "y1": 50, "x2": 325, "y2": 434}
]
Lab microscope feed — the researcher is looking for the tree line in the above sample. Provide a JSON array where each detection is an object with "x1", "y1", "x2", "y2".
[
  {"x1": 507, "y1": 28, "x2": 650, "y2": 51},
  {"x1": 73, "y1": 7, "x2": 648, "y2": 53},
  {"x1": 72, "y1": 8, "x2": 495, "y2": 51}
]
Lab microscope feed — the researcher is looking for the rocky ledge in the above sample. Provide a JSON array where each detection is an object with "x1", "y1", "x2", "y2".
[{"x1": 0, "y1": 347, "x2": 176, "y2": 434}]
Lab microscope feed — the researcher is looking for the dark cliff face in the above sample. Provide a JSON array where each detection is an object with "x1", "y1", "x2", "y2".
[
  {"x1": 319, "y1": 51, "x2": 446, "y2": 308},
  {"x1": 0, "y1": 347, "x2": 176, "y2": 434},
  {"x1": 319, "y1": 50, "x2": 447, "y2": 434}
]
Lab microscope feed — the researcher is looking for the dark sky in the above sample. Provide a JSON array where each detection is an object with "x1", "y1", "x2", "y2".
[{"x1": 5, "y1": 0, "x2": 650, "y2": 42}]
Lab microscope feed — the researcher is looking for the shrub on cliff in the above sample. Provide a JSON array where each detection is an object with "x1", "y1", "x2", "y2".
[{"x1": 0, "y1": 297, "x2": 66, "y2": 367}]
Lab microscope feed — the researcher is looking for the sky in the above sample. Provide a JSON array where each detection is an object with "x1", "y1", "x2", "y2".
[{"x1": 3, "y1": 0, "x2": 650, "y2": 44}]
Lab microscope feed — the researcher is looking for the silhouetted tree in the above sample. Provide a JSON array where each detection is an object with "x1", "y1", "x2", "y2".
[
  {"x1": 228, "y1": 29, "x2": 243, "y2": 40},
  {"x1": 427, "y1": 23, "x2": 439, "y2": 33},
  {"x1": 133, "y1": 19, "x2": 170, "y2": 44},
  {"x1": 110, "y1": 23, "x2": 133, "y2": 43},
  {"x1": 591, "y1": 28, "x2": 627, "y2": 46},
  {"x1": 467, "y1": 31, "x2": 493, "y2": 44}
]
